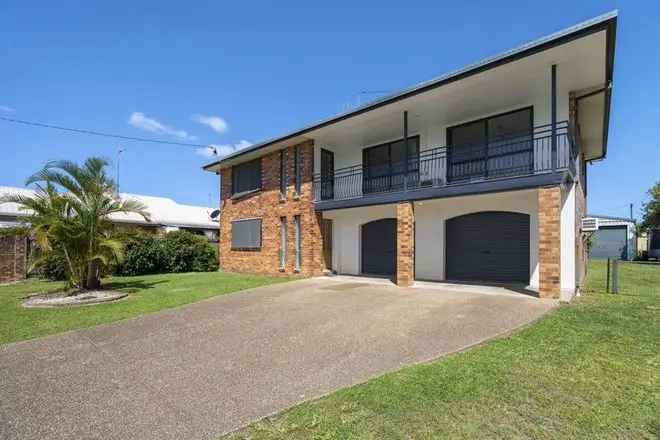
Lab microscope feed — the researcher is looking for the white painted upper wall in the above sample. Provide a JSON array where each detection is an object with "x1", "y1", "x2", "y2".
[{"x1": 311, "y1": 30, "x2": 607, "y2": 174}]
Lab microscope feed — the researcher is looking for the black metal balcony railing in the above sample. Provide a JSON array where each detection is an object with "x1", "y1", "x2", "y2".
[{"x1": 314, "y1": 121, "x2": 577, "y2": 202}]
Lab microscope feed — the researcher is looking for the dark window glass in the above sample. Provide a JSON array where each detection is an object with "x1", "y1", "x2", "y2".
[
  {"x1": 279, "y1": 150, "x2": 287, "y2": 197},
  {"x1": 294, "y1": 215, "x2": 301, "y2": 270},
  {"x1": 447, "y1": 108, "x2": 533, "y2": 181},
  {"x1": 294, "y1": 146, "x2": 302, "y2": 194},
  {"x1": 232, "y1": 159, "x2": 261, "y2": 195},
  {"x1": 231, "y1": 218, "x2": 262, "y2": 250},
  {"x1": 279, "y1": 217, "x2": 287, "y2": 268},
  {"x1": 449, "y1": 120, "x2": 486, "y2": 147},
  {"x1": 363, "y1": 136, "x2": 420, "y2": 193}
]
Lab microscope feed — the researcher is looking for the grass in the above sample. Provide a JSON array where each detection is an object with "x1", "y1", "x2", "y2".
[
  {"x1": 227, "y1": 260, "x2": 660, "y2": 439},
  {"x1": 0, "y1": 271, "x2": 288, "y2": 345}
]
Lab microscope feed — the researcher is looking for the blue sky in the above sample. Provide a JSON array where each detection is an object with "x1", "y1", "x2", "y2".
[{"x1": 1, "y1": 1, "x2": 657, "y2": 218}]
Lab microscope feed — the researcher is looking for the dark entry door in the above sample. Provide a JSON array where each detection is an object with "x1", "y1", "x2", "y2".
[
  {"x1": 361, "y1": 218, "x2": 397, "y2": 276},
  {"x1": 320, "y1": 149, "x2": 334, "y2": 200},
  {"x1": 322, "y1": 219, "x2": 333, "y2": 270},
  {"x1": 446, "y1": 211, "x2": 530, "y2": 283}
]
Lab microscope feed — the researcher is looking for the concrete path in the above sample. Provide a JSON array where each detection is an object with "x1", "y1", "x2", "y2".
[{"x1": 1, "y1": 278, "x2": 556, "y2": 440}]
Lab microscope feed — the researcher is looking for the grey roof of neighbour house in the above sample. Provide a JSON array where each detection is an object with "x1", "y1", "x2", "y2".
[
  {"x1": 0, "y1": 186, "x2": 218, "y2": 230},
  {"x1": 203, "y1": 10, "x2": 617, "y2": 171}
]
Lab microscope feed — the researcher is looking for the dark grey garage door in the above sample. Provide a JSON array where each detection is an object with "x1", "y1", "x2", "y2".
[
  {"x1": 446, "y1": 211, "x2": 530, "y2": 283},
  {"x1": 590, "y1": 226, "x2": 627, "y2": 260},
  {"x1": 361, "y1": 218, "x2": 396, "y2": 276}
]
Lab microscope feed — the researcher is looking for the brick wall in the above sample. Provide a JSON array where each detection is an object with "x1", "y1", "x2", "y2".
[
  {"x1": 538, "y1": 186, "x2": 561, "y2": 298},
  {"x1": 0, "y1": 235, "x2": 27, "y2": 284},
  {"x1": 396, "y1": 201, "x2": 414, "y2": 287},
  {"x1": 218, "y1": 140, "x2": 324, "y2": 277}
]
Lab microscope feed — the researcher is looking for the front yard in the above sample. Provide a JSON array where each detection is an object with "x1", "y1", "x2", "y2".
[
  {"x1": 227, "y1": 260, "x2": 660, "y2": 439},
  {"x1": 0, "y1": 271, "x2": 287, "y2": 345}
]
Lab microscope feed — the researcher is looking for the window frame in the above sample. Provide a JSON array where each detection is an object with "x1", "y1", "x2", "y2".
[
  {"x1": 279, "y1": 216, "x2": 287, "y2": 269},
  {"x1": 294, "y1": 215, "x2": 301, "y2": 271},
  {"x1": 279, "y1": 149, "x2": 287, "y2": 198},
  {"x1": 294, "y1": 145, "x2": 302, "y2": 195},
  {"x1": 231, "y1": 158, "x2": 262, "y2": 197}
]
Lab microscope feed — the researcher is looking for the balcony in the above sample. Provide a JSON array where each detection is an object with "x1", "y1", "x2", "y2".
[{"x1": 313, "y1": 121, "x2": 578, "y2": 209}]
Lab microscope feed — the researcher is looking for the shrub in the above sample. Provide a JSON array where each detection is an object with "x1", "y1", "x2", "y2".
[
  {"x1": 116, "y1": 230, "x2": 218, "y2": 276},
  {"x1": 161, "y1": 230, "x2": 218, "y2": 273},
  {"x1": 117, "y1": 232, "x2": 167, "y2": 276},
  {"x1": 32, "y1": 250, "x2": 68, "y2": 281}
]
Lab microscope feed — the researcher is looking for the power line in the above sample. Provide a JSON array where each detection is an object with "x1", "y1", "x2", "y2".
[{"x1": 0, "y1": 115, "x2": 211, "y2": 148}]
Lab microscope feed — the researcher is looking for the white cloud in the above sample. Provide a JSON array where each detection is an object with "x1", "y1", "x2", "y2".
[
  {"x1": 191, "y1": 114, "x2": 228, "y2": 134},
  {"x1": 196, "y1": 140, "x2": 252, "y2": 158},
  {"x1": 128, "y1": 112, "x2": 194, "y2": 140},
  {"x1": 0, "y1": 105, "x2": 15, "y2": 113}
]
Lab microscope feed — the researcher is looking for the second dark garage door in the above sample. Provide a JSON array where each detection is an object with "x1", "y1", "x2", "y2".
[{"x1": 446, "y1": 211, "x2": 530, "y2": 283}]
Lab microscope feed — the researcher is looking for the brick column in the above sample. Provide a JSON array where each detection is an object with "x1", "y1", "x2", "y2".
[
  {"x1": 538, "y1": 187, "x2": 561, "y2": 298},
  {"x1": 396, "y1": 201, "x2": 414, "y2": 287}
]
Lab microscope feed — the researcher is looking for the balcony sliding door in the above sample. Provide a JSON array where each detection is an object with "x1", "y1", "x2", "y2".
[
  {"x1": 363, "y1": 136, "x2": 419, "y2": 194},
  {"x1": 447, "y1": 107, "x2": 533, "y2": 182}
]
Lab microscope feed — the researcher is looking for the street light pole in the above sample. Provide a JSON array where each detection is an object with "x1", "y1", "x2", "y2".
[{"x1": 116, "y1": 147, "x2": 125, "y2": 194}]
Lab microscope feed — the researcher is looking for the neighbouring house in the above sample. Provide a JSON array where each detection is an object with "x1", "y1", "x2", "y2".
[
  {"x1": 588, "y1": 214, "x2": 636, "y2": 261},
  {"x1": 0, "y1": 186, "x2": 219, "y2": 283},
  {"x1": 203, "y1": 12, "x2": 618, "y2": 301}
]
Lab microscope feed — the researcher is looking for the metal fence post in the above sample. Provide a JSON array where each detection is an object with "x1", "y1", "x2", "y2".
[
  {"x1": 606, "y1": 258, "x2": 610, "y2": 293},
  {"x1": 612, "y1": 259, "x2": 619, "y2": 294}
]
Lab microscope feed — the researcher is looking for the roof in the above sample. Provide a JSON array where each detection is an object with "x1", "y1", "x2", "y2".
[
  {"x1": 588, "y1": 214, "x2": 636, "y2": 225},
  {"x1": 0, "y1": 186, "x2": 218, "y2": 230},
  {"x1": 203, "y1": 10, "x2": 617, "y2": 172}
]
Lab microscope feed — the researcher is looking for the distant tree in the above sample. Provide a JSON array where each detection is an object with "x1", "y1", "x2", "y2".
[
  {"x1": 640, "y1": 181, "x2": 660, "y2": 231},
  {"x1": 0, "y1": 158, "x2": 150, "y2": 290}
]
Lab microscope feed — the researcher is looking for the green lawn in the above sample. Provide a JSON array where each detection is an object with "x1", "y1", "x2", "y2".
[
  {"x1": 227, "y1": 260, "x2": 660, "y2": 439},
  {"x1": 0, "y1": 271, "x2": 287, "y2": 345}
]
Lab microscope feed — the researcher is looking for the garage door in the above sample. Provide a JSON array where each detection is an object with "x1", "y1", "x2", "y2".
[
  {"x1": 361, "y1": 218, "x2": 396, "y2": 276},
  {"x1": 590, "y1": 226, "x2": 627, "y2": 260},
  {"x1": 446, "y1": 211, "x2": 530, "y2": 283}
]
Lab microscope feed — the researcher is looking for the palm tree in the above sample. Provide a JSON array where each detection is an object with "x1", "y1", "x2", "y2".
[{"x1": 0, "y1": 157, "x2": 150, "y2": 290}]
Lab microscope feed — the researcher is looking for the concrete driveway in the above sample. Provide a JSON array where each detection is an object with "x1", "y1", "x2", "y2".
[{"x1": 1, "y1": 278, "x2": 556, "y2": 440}]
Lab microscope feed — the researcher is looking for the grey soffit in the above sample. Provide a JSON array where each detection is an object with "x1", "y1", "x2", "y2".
[
  {"x1": 203, "y1": 11, "x2": 617, "y2": 171},
  {"x1": 315, "y1": 171, "x2": 567, "y2": 212}
]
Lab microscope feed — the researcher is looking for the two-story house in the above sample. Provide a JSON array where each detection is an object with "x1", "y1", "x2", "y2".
[{"x1": 204, "y1": 11, "x2": 617, "y2": 300}]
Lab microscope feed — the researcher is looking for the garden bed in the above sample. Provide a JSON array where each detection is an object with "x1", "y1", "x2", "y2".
[{"x1": 22, "y1": 290, "x2": 128, "y2": 308}]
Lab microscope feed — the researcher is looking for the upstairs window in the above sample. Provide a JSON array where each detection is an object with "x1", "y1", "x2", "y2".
[
  {"x1": 280, "y1": 149, "x2": 287, "y2": 198},
  {"x1": 294, "y1": 145, "x2": 302, "y2": 195},
  {"x1": 232, "y1": 159, "x2": 261, "y2": 196}
]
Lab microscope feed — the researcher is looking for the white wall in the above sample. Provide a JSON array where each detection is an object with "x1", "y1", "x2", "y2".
[
  {"x1": 314, "y1": 63, "x2": 573, "y2": 176},
  {"x1": 323, "y1": 204, "x2": 397, "y2": 275},
  {"x1": 560, "y1": 182, "x2": 577, "y2": 299},
  {"x1": 414, "y1": 190, "x2": 540, "y2": 289}
]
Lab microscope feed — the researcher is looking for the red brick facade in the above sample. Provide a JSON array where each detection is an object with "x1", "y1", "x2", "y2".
[
  {"x1": 538, "y1": 186, "x2": 561, "y2": 298},
  {"x1": 396, "y1": 201, "x2": 414, "y2": 287},
  {"x1": 218, "y1": 140, "x2": 324, "y2": 277},
  {"x1": 0, "y1": 235, "x2": 27, "y2": 284}
]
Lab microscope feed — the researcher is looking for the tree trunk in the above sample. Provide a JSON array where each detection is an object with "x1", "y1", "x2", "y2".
[{"x1": 86, "y1": 260, "x2": 100, "y2": 290}]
